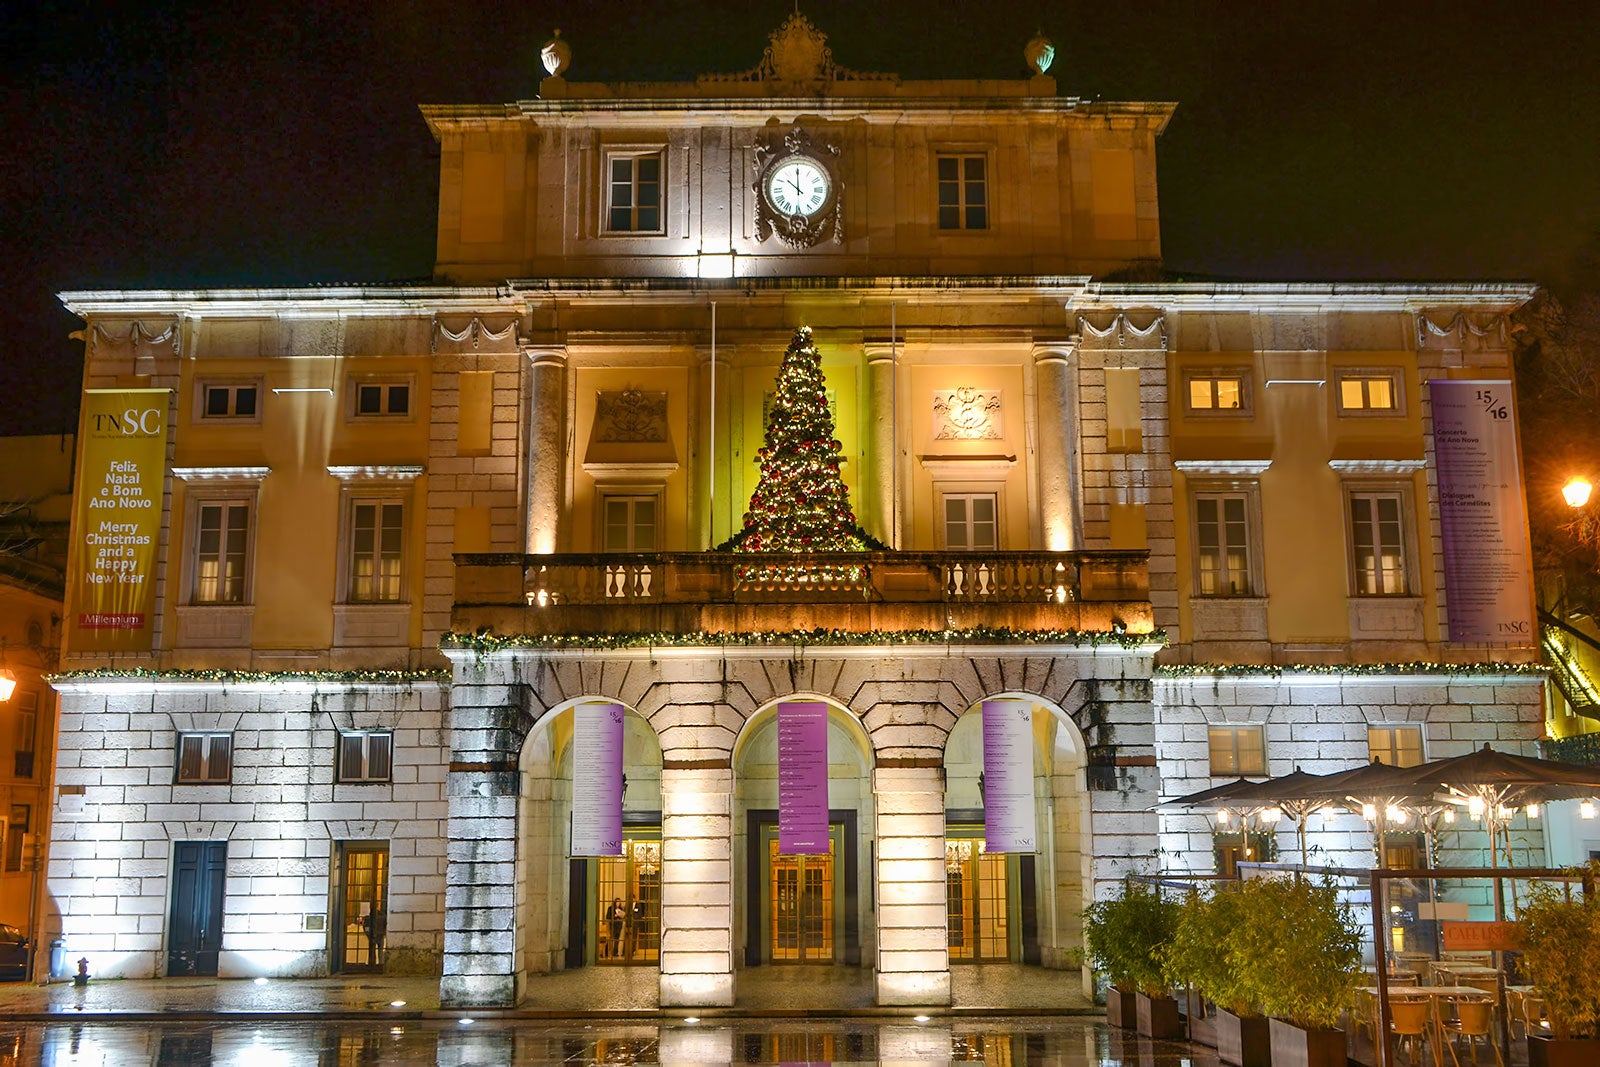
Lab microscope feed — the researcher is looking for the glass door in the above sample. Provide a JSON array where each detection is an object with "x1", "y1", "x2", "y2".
[
  {"x1": 768, "y1": 833, "x2": 836, "y2": 962},
  {"x1": 338, "y1": 844, "x2": 388, "y2": 973},
  {"x1": 595, "y1": 836, "x2": 661, "y2": 964},
  {"x1": 946, "y1": 836, "x2": 1010, "y2": 961}
]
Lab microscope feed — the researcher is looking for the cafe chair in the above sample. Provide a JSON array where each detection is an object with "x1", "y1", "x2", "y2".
[
  {"x1": 1441, "y1": 951, "x2": 1493, "y2": 968},
  {"x1": 1513, "y1": 992, "x2": 1547, "y2": 1040},
  {"x1": 1388, "y1": 971, "x2": 1421, "y2": 987},
  {"x1": 1388, "y1": 997, "x2": 1435, "y2": 1067},
  {"x1": 1442, "y1": 997, "x2": 1503, "y2": 1067}
]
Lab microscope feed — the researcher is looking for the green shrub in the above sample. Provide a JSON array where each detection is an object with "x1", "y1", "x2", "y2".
[
  {"x1": 1516, "y1": 866, "x2": 1600, "y2": 1040},
  {"x1": 1231, "y1": 876, "x2": 1360, "y2": 1030},
  {"x1": 1084, "y1": 880, "x2": 1180, "y2": 997},
  {"x1": 1162, "y1": 881, "x2": 1256, "y2": 1016}
]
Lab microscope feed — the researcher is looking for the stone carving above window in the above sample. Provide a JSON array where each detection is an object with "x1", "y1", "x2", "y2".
[
  {"x1": 594, "y1": 388, "x2": 668, "y2": 443},
  {"x1": 933, "y1": 388, "x2": 1002, "y2": 441}
]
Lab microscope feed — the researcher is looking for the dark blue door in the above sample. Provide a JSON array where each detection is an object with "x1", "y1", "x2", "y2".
[{"x1": 168, "y1": 841, "x2": 226, "y2": 976}]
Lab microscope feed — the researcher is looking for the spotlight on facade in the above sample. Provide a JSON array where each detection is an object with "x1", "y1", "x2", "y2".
[
  {"x1": 1468, "y1": 796, "x2": 1485, "y2": 818},
  {"x1": 913, "y1": 1014, "x2": 931, "y2": 1023},
  {"x1": 458, "y1": 1017, "x2": 474, "y2": 1026},
  {"x1": 1386, "y1": 805, "x2": 1407, "y2": 825},
  {"x1": 1526, "y1": 802, "x2": 1541, "y2": 819},
  {"x1": 390, "y1": 1000, "x2": 406, "y2": 1007},
  {"x1": 0, "y1": 669, "x2": 15, "y2": 703},
  {"x1": 1563, "y1": 477, "x2": 1594, "y2": 509},
  {"x1": 1582, "y1": 800, "x2": 1597, "y2": 820},
  {"x1": 1216, "y1": 809, "x2": 1230, "y2": 825},
  {"x1": 683, "y1": 1016, "x2": 700, "y2": 1024},
  {"x1": 1362, "y1": 803, "x2": 1377, "y2": 821},
  {"x1": 1441, "y1": 809, "x2": 1456, "y2": 824}
]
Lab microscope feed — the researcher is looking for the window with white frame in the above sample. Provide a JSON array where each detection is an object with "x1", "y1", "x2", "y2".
[
  {"x1": 1368, "y1": 725, "x2": 1424, "y2": 768},
  {"x1": 350, "y1": 379, "x2": 411, "y2": 418},
  {"x1": 606, "y1": 151, "x2": 663, "y2": 233},
  {"x1": 348, "y1": 500, "x2": 405, "y2": 602},
  {"x1": 601, "y1": 494, "x2": 658, "y2": 552},
  {"x1": 1349, "y1": 489, "x2": 1409, "y2": 595},
  {"x1": 199, "y1": 382, "x2": 260, "y2": 421},
  {"x1": 1185, "y1": 371, "x2": 1250, "y2": 414},
  {"x1": 943, "y1": 493, "x2": 998, "y2": 551},
  {"x1": 1192, "y1": 492, "x2": 1255, "y2": 596},
  {"x1": 176, "y1": 733, "x2": 233, "y2": 784},
  {"x1": 936, "y1": 154, "x2": 988, "y2": 230},
  {"x1": 192, "y1": 500, "x2": 250, "y2": 604},
  {"x1": 1208, "y1": 725, "x2": 1266, "y2": 776},
  {"x1": 1336, "y1": 370, "x2": 1401, "y2": 414},
  {"x1": 338, "y1": 731, "x2": 393, "y2": 783}
]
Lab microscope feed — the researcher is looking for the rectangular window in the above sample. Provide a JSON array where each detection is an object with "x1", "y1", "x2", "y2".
[
  {"x1": 1186, "y1": 373, "x2": 1248, "y2": 413},
  {"x1": 193, "y1": 501, "x2": 250, "y2": 604},
  {"x1": 352, "y1": 380, "x2": 410, "y2": 418},
  {"x1": 1209, "y1": 726, "x2": 1266, "y2": 776},
  {"x1": 13, "y1": 691, "x2": 36, "y2": 780},
  {"x1": 1368, "y1": 725, "x2": 1424, "y2": 768},
  {"x1": 176, "y1": 733, "x2": 233, "y2": 784},
  {"x1": 943, "y1": 493, "x2": 998, "y2": 551},
  {"x1": 1350, "y1": 491, "x2": 1408, "y2": 595},
  {"x1": 200, "y1": 383, "x2": 259, "y2": 420},
  {"x1": 350, "y1": 501, "x2": 405, "y2": 602},
  {"x1": 1194, "y1": 494, "x2": 1252, "y2": 596},
  {"x1": 338, "y1": 732, "x2": 393, "y2": 784},
  {"x1": 936, "y1": 154, "x2": 987, "y2": 230},
  {"x1": 601, "y1": 495, "x2": 658, "y2": 552},
  {"x1": 1337, "y1": 371, "x2": 1400, "y2": 413},
  {"x1": 607, "y1": 153, "x2": 662, "y2": 233},
  {"x1": 3, "y1": 807, "x2": 27, "y2": 873}
]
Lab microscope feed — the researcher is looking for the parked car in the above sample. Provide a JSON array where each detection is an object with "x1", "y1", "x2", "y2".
[{"x1": 0, "y1": 925, "x2": 28, "y2": 981}]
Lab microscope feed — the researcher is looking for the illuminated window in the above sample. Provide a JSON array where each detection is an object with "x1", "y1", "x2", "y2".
[
  {"x1": 606, "y1": 152, "x2": 663, "y2": 233},
  {"x1": 943, "y1": 493, "x2": 998, "y2": 551},
  {"x1": 176, "y1": 733, "x2": 233, "y2": 784},
  {"x1": 192, "y1": 501, "x2": 250, "y2": 604},
  {"x1": 199, "y1": 382, "x2": 259, "y2": 421},
  {"x1": 351, "y1": 380, "x2": 410, "y2": 418},
  {"x1": 3, "y1": 807, "x2": 27, "y2": 873},
  {"x1": 338, "y1": 732, "x2": 393, "y2": 784},
  {"x1": 1337, "y1": 371, "x2": 1400, "y2": 414},
  {"x1": 1209, "y1": 725, "x2": 1266, "y2": 776},
  {"x1": 1185, "y1": 372, "x2": 1250, "y2": 414},
  {"x1": 1368, "y1": 725, "x2": 1424, "y2": 768},
  {"x1": 1193, "y1": 493, "x2": 1254, "y2": 596},
  {"x1": 1349, "y1": 490, "x2": 1409, "y2": 595},
  {"x1": 12, "y1": 691, "x2": 35, "y2": 780},
  {"x1": 937, "y1": 154, "x2": 987, "y2": 230},
  {"x1": 349, "y1": 500, "x2": 405, "y2": 602},
  {"x1": 601, "y1": 494, "x2": 658, "y2": 552}
]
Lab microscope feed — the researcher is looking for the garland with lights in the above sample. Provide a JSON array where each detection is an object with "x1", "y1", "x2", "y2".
[
  {"x1": 49, "y1": 667, "x2": 449, "y2": 686},
  {"x1": 1156, "y1": 661, "x2": 1547, "y2": 678},
  {"x1": 442, "y1": 625, "x2": 1167, "y2": 655}
]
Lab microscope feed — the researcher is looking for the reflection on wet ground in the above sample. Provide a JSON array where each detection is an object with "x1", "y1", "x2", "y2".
[{"x1": 9, "y1": 1017, "x2": 1219, "y2": 1065}]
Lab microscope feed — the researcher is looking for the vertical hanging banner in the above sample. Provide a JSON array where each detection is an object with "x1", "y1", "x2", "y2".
[
  {"x1": 69, "y1": 389, "x2": 171, "y2": 653},
  {"x1": 1429, "y1": 380, "x2": 1535, "y2": 642},
  {"x1": 778, "y1": 700, "x2": 830, "y2": 854},
  {"x1": 571, "y1": 702, "x2": 624, "y2": 856},
  {"x1": 984, "y1": 698, "x2": 1037, "y2": 853}
]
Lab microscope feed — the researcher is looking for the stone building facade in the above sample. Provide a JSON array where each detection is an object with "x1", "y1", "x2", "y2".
[{"x1": 49, "y1": 17, "x2": 1542, "y2": 1008}]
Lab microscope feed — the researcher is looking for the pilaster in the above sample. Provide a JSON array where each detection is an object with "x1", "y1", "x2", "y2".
[
  {"x1": 872, "y1": 762, "x2": 950, "y2": 1006},
  {"x1": 524, "y1": 346, "x2": 567, "y2": 553},
  {"x1": 658, "y1": 763, "x2": 736, "y2": 1007}
]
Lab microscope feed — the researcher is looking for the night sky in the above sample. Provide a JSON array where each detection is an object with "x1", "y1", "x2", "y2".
[{"x1": 5, "y1": 1, "x2": 1597, "y2": 435}]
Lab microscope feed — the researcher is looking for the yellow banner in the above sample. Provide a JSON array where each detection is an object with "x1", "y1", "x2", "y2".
[{"x1": 69, "y1": 390, "x2": 170, "y2": 652}]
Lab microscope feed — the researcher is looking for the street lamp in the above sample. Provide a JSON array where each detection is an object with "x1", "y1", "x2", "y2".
[{"x1": 1563, "y1": 477, "x2": 1593, "y2": 509}]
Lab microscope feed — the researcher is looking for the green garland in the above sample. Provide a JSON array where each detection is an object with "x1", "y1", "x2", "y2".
[
  {"x1": 441, "y1": 625, "x2": 1169, "y2": 655},
  {"x1": 49, "y1": 667, "x2": 449, "y2": 686},
  {"x1": 1156, "y1": 661, "x2": 1547, "y2": 678}
]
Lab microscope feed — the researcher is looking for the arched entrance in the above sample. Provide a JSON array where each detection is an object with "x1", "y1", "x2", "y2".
[{"x1": 731, "y1": 697, "x2": 875, "y2": 975}]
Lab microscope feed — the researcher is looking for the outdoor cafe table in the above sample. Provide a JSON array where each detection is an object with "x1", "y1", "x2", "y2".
[
  {"x1": 1359, "y1": 985, "x2": 1494, "y2": 1064},
  {"x1": 1430, "y1": 963, "x2": 1502, "y2": 989}
]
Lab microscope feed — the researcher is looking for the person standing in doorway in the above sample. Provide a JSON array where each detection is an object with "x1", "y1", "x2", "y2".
[{"x1": 606, "y1": 897, "x2": 626, "y2": 959}]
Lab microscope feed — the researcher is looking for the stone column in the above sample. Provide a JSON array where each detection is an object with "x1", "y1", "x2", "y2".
[
  {"x1": 865, "y1": 342, "x2": 900, "y2": 548},
  {"x1": 440, "y1": 668, "x2": 531, "y2": 1008},
  {"x1": 524, "y1": 347, "x2": 567, "y2": 553},
  {"x1": 658, "y1": 763, "x2": 735, "y2": 1007},
  {"x1": 873, "y1": 762, "x2": 950, "y2": 1006},
  {"x1": 1033, "y1": 341, "x2": 1077, "y2": 551}
]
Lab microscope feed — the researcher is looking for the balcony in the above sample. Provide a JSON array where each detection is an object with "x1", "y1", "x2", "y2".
[{"x1": 452, "y1": 550, "x2": 1152, "y2": 640}]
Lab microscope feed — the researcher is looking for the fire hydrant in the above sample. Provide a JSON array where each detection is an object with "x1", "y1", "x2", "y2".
[{"x1": 73, "y1": 957, "x2": 89, "y2": 987}]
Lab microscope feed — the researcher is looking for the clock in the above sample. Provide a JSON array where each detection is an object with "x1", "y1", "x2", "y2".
[{"x1": 765, "y1": 157, "x2": 831, "y2": 218}]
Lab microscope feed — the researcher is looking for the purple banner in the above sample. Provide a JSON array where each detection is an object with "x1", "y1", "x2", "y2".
[
  {"x1": 778, "y1": 701, "x2": 830, "y2": 854},
  {"x1": 984, "y1": 699, "x2": 1037, "y2": 853},
  {"x1": 1429, "y1": 380, "x2": 1535, "y2": 643},
  {"x1": 571, "y1": 702, "x2": 624, "y2": 856}
]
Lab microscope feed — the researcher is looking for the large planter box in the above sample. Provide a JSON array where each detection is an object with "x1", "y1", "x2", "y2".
[
  {"x1": 1185, "y1": 989, "x2": 1216, "y2": 1047},
  {"x1": 1216, "y1": 1008, "x2": 1272, "y2": 1067},
  {"x1": 1266, "y1": 1018, "x2": 1343, "y2": 1067},
  {"x1": 1529, "y1": 1034, "x2": 1600, "y2": 1067},
  {"x1": 1106, "y1": 987, "x2": 1137, "y2": 1029},
  {"x1": 1137, "y1": 992, "x2": 1183, "y2": 1040}
]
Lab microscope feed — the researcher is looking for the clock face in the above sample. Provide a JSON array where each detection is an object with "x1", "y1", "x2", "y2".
[{"x1": 765, "y1": 158, "x2": 831, "y2": 218}]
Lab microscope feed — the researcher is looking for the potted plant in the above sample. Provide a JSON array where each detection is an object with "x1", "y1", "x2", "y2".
[
  {"x1": 1085, "y1": 880, "x2": 1182, "y2": 1038},
  {"x1": 1515, "y1": 866, "x2": 1600, "y2": 1067},
  {"x1": 1163, "y1": 881, "x2": 1271, "y2": 1065},
  {"x1": 1231, "y1": 876, "x2": 1360, "y2": 1067}
]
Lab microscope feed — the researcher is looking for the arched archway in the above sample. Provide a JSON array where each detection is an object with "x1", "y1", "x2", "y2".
[{"x1": 731, "y1": 696, "x2": 875, "y2": 980}]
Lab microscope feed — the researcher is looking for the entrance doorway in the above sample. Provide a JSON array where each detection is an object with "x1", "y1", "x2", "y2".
[
  {"x1": 595, "y1": 836, "x2": 662, "y2": 964},
  {"x1": 945, "y1": 835, "x2": 1010, "y2": 961},
  {"x1": 769, "y1": 835, "x2": 835, "y2": 962},
  {"x1": 745, "y1": 814, "x2": 859, "y2": 965},
  {"x1": 168, "y1": 841, "x2": 226, "y2": 976},
  {"x1": 336, "y1": 844, "x2": 388, "y2": 973}
]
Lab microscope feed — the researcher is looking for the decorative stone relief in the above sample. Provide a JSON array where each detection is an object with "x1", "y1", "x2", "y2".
[
  {"x1": 594, "y1": 388, "x2": 669, "y2": 443},
  {"x1": 932, "y1": 387, "x2": 1002, "y2": 441},
  {"x1": 1076, "y1": 312, "x2": 1167, "y2": 351},
  {"x1": 1415, "y1": 311, "x2": 1508, "y2": 353}
]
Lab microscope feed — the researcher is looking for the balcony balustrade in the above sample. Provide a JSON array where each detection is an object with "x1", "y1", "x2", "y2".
[{"x1": 452, "y1": 550, "x2": 1152, "y2": 639}]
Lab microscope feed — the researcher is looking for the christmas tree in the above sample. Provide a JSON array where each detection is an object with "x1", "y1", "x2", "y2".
[{"x1": 733, "y1": 326, "x2": 876, "y2": 553}]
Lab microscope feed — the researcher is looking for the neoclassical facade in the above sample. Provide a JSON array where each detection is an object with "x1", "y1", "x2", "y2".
[{"x1": 49, "y1": 17, "x2": 1542, "y2": 1008}]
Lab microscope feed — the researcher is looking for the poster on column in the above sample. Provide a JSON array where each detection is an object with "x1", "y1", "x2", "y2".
[
  {"x1": 778, "y1": 700, "x2": 830, "y2": 854},
  {"x1": 68, "y1": 389, "x2": 171, "y2": 653},
  {"x1": 1428, "y1": 379, "x2": 1535, "y2": 643},
  {"x1": 570, "y1": 702, "x2": 624, "y2": 856},
  {"x1": 984, "y1": 698, "x2": 1037, "y2": 853}
]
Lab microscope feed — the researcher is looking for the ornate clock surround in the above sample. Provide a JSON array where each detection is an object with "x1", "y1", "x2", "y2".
[{"x1": 754, "y1": 129, "x2": 842, "y2": 249}]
